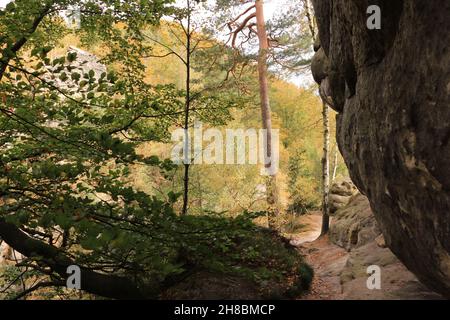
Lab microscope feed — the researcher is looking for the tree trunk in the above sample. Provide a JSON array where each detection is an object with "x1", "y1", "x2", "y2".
[
  {"x1": 304, "y1": 0, "x2": 330, "y2": 235},
  {"x1": 303, "y1": 0, "x2": 316, "y2": 40},
  {"x1": 255, "y1": 0, "x2": 278, "y2": 226},
  {"x1": 332, "y1": 145, "x2": 339, "y2": 182},
  {"x1": 320, "y1": 103, "x2": 330, "y2": 236},
  {"x1": 181, "y1": 0, "x2": 192, "y2": 215},
  {"x1": 0, "y1": 217, "x2": 149, "y2": 299}
]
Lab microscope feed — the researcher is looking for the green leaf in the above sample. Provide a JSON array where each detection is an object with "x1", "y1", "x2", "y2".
[{"x1": 67, "y1": 52, "x2": 77, "y2": 62}]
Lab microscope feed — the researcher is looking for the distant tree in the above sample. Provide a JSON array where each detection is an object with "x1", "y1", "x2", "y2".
[
  {"x1": 320, "y1": 102, "x2": 330, "y2": 235},
  {"x1": 287, "y1": 150, "x2": 309, "y2": 215},
  {"x1": 142, "y1": 0, "x2": 244, "y2": 215},
  {"x1": 212, "y1": 0, "x2": 314, "y2": 226},
  {"x1": 331, "y1": 144, "x2": 339, "y2": 182},
  {"x1": 302, "y1": 0, "x2": 331, "y2": 235}
]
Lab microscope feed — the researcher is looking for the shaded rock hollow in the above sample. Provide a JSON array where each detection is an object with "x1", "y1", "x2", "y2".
[{"x1": 311, "y1": 0, "x2": 450, "y2": 297}]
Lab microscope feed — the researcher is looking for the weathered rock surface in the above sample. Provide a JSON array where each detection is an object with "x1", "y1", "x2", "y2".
[
  {"x1": 297, "y1": 196, "x2": 443, "y2": 300},
  {"x1": 300, "y1": 237, "x2": 443, "y2": 300},
  {"x1": 0, "y1": 241, "x2": 12, "y2": 264},
  {"x1": 311, "y1": 0, "x2": 450, "y2": 297},
  {"x1": 340, "y1": 241, "x2": 443, "y2": 300},
  {"x1": 330, "y1": 194, "x2": 380, "y2": 250},
  {"x1": 329, "y1": 177, "x2": 359, "y2": 214},
  {"x1": 333, "y1": 194, "x2": 441, "y2": 299}
]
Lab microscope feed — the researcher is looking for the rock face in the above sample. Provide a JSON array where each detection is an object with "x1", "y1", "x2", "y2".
[
  {"x1": 311, "y1": 0, "x2": 450, "y2": 297},
  {"x1": 340, "y1": 240, "x2": 443, "y2": 300},
  {"x1": 329, "y1": 177, "x2": 359, "y2": 214},
  {"x1": 300, "y1": 195, "x2": 443, "y2": 300},
  {"x1": 330, "y1": 194, "x2": 380, "y2": 251}
]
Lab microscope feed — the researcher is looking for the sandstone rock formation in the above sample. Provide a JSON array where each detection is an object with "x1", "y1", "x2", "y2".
[
  {"x1": 299, "y1": 195, "x2": 443, "y2": 300},
  {"x1": 329, "y1": 194, "x2": 380, "y2": 251},
  {"x1": 0, "y1": 241, "x2": 12, "y2": 264},
  {"x1": 311, "y1": 0, "x2": 450, "y2": 297},
  {"x1": 329, "y1": 177, "x2": 358, "y2": 214},
  {"x1": 334, "y1": 195, "x2": 442, "y2": 299}
]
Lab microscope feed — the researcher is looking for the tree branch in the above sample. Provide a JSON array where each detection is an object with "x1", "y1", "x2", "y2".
[
  {"x1": 13, "y1": 281, "x2": 64, "y2": 300},
  {"x1": 0, "y1": 217, "x2": 154, "y2": 299},
  {"x1": 0, "y1": 3, "x2": 54, "y2": 81},
  {"x1": 230, "y1": 13, "x2": 257, "y2": 48}
]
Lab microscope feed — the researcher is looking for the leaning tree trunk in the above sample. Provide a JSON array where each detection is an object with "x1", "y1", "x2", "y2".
[
  {"x1": 320, "y1": 102, "x2": 330, "y2": 235},
  {"x1": 255, "y1": 0, "x2": 278, "y2": 227}
]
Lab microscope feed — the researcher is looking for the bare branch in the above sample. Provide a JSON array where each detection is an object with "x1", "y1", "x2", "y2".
[
  {"x1": 226, "y1": 4, "x2": 256, "y2": 26},
  {"x1": 230, "y1": 13, "x2": 257, "y2": 48},
  {"x1": 143, "y1": 34, "x2": 187, "y2": 66}
]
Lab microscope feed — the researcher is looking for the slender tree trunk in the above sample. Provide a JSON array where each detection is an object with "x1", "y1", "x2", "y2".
[
  {"x1": 303, "y1": 0, "x2": 330, "y2": 235},
  {"x1": 181, "y1": 0, "x2": 191, "y2": 215},
  {"x1": 321, "y1": 103, "x2": 330, "y2": 235},
  {"x1": 304, "y1": 0, "x2": 316, "y2": 40},
  {"x1": 255, "y1": 0, "x2": 278, "y2": 226},
  {"x1": 332, "y1": 146, "x2": 339, "y2": 182}
]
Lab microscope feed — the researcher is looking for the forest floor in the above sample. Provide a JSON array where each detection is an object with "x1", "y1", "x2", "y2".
[
  {"x1": 287, "y1": 212, "x2": 443, "y2": 300},
  {"x1": 161, "y1": 211, "x2": 443, "y2": 300}
]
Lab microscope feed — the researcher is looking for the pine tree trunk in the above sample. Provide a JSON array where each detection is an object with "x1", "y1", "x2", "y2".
[
  {"x1": 321, "y1": 103, "x2": 330, "y2": 235},
  {"x1": 255, "y1": 0, "x2": 278, "y2": 226}
]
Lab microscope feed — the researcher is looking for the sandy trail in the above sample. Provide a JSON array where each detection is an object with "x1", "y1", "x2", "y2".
[
  {"x1": 285, "y1": 212, "x2": 348, "y2": 300},
  {"x1": 287, "y1": 212, "x2": 443, "y2": 300}
]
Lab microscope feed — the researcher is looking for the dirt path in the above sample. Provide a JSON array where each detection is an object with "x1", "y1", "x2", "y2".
[
  {"x1": 287, "y1": 212, "x2": 443, "y2": 300},
  {"x1": 287, "y1": 211, "x2": 322, "y2": 246},
  {"x1": 296, "y1": 236, "x2": 348, "y2": 300},
  {"x1": 285, "y1": 212, "x2": 348, "y2": 300}
]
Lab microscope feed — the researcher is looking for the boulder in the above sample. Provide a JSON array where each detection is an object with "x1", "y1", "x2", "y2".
[
  {"x1": 330, "y1": 178, "x2": 358, "y2": 197},
  {"x1": 330, "y1": 194, "x2": 381, "y2": 251},
  {"x1": 326, "y1": 194, "x2": 442, "y2": 299},
  {"x1": 329, "y1": 177, "x2": 358, "y2": 214},
  {"x1": 311, "y1": 0, "x2": 450, "y2": 297},
  {"x1": 340, "y1": 241, "x2": 443, "y2": 300}
]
